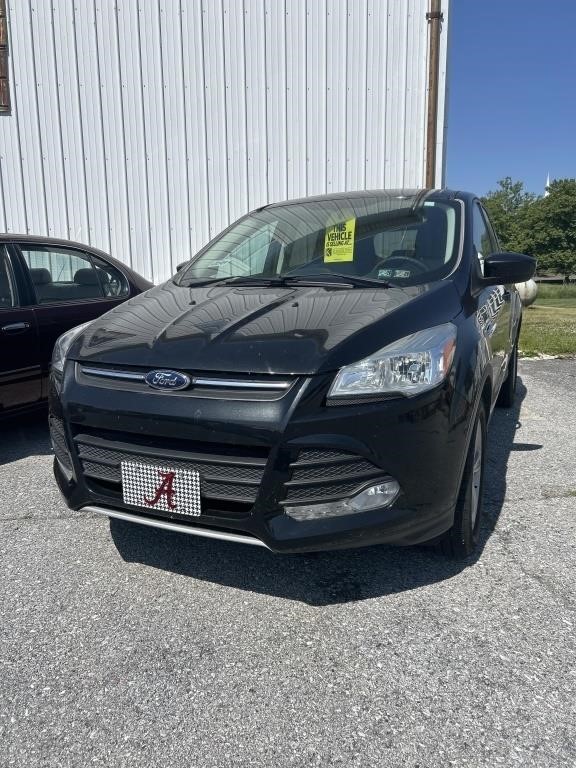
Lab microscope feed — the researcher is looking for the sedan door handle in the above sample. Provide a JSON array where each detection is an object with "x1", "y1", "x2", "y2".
[{"x1": 1, "y1": 322, "x2": 31, "y2": 333}]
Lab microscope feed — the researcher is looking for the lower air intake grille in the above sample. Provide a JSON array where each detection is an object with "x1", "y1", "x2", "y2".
[
  {"x1": 283, "y1": 448, "x2": 383, "y2": 505},
  {"x1": 49, "y1": 416, "x2": 73, "y2": 471},
  {"x1": 72, "y1": 430, "x2": 268, "y2": 518}
]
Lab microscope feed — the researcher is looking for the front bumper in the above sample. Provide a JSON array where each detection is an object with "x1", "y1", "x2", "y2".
[{"x1": 50, "y1": 363, "x2": 471, "y2": 553}]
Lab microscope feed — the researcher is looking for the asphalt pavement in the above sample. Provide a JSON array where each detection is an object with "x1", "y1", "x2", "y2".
[{"x1": 1, "y1": 359, "x2": 575, "y2": 767}]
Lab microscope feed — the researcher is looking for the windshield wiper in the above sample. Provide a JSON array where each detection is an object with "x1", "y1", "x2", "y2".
[
  {"x1": 326, "y1": 273, "x2": 393, "y2": 288},
  {"x1": 216, "y1": 275, "x2": 356, "y2": 289},
  {"x1": 178, "y1": 276, "x2": 230, "y2": 287},
  {"x1": 180, "y1": 274, "x2": 392, "y2": 289},
  {"x1": 280, "y1": 273, "x2": 393, "y2": 288}
]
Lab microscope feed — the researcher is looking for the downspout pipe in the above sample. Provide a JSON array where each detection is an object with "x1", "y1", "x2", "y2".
[{"x1": 425, "y1": 0, "x2": 443, "y2": 188}]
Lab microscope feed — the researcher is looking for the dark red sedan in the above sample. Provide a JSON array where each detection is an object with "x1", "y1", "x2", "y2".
[{"x1": 0, "y1": 235, "x2": 152, "y2": 418}]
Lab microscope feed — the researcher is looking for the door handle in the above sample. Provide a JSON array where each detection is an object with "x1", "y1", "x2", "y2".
[{"x1": 1, "y1": 322, "x2": 31, "y2": 333}]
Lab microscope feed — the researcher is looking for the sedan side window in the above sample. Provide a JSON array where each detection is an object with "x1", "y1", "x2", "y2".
[
  {"x1": 0, "y1": 247, "x2": 18, "y2": 308},
  {"x1": 91, "y1": 255, "x2": 129, "y2": 298},
  {"x1": 20, "y1": 246, "x2": 104, "y2": 304},
  {"x1": 472, "y1": 203, "x2": 496, "y2": 275}
]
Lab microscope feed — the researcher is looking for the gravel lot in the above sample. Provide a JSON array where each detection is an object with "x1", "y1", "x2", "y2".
[{"x1": 1, "y1": 359, "x2": 575, "y2": 767}]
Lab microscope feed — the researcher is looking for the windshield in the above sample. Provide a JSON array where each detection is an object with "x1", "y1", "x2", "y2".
[{"x1": 177, "y1": 192, "x2": 461, "y2": 287}]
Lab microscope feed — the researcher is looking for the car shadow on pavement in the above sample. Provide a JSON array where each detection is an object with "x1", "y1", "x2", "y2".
[
  {"x1": 110, "y1": 379, "x2": 531, "y2": 606},
  {"x1": 0, "y1": 411, "x2": 52, "y2": 466}
]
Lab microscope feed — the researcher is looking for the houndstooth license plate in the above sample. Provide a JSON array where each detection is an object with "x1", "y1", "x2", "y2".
[{"x1": 121, "y1": 461, "x2": 202, "y2": 516}]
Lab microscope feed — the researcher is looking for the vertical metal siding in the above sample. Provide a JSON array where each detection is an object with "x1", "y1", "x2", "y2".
[{"x1": 0, "y1": 0, "x2": 449, "y2": 284}]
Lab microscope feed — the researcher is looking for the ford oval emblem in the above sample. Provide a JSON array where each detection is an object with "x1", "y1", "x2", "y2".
[{"x1": 145, "y1": 369, "x2": 191, "y2": 391}]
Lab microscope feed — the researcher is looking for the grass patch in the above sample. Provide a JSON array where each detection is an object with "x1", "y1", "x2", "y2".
[
  {"x1": 536, "y1": 283, "x2": 576, "y2": 299},
  {"x1": 519, "y1": 305, "x2": 576, "y2": 357},
  {"x1": 535, "y1": 284, "x2": 576, "y2": 308},
  {"x1": 535, "y1": 297, "x2": 576, "y2": 308}
]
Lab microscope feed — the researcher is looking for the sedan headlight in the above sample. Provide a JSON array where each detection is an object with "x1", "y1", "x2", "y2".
[
  {"x1": 328, "y1": 323, "x2": 457, "y2": 400},
  {"x1": 52, "y1": 322, "x2": 92, "y2": 374}
]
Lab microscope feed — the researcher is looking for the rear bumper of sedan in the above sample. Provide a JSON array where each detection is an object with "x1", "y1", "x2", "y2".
[{"x1": 50, "y1": 362, "x2": 471, "y2": 553}]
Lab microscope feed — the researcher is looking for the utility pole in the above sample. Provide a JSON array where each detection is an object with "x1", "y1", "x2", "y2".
[{"x1": 426, "y1": 0, "x2": 443, "y2": 188}]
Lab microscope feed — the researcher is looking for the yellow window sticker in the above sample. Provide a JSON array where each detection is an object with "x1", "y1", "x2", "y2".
[{"x1": 324, "y1": 218, "x2": 356, "y2": 263}]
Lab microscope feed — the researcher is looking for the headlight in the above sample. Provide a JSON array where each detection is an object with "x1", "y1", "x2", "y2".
[
  {"x1": 328, "y1": 323, "x2": 456, "y2": 400},
  {"x1": 52, "y1": 322, "x2": 92, "y2": 374}
]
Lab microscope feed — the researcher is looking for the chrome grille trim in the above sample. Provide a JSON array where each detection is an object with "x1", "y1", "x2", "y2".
[
  {"x1": 81, "y1": 367, "x2": 145, "y2": 382},
  {"x1": 193, "y1": 377, "x2": 291, "y2": 390},
  {"x1": 79, "y1": 365, "x2": 293, "y2": 392},
  {"x1": 82, "y1": 506, "x2": 269, "y2": 548}
]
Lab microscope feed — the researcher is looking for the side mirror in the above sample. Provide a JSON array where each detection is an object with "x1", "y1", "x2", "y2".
[{"x1": 482, "y1": 252, "x2": 536, "y2": 286}]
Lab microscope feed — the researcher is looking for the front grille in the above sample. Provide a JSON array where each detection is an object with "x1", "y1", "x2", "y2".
[
  {"x1": 49, "y1": 416, "x2": 72, "y2": 471},
  {"x1": 72, "y1": 428, "x2": 268, "y2": 519},
  {"x1": 283, "y1": 448, "x2": 383, "y2": 505},
  {"x1": 76, "y1": 363, "x2": 295, "y2": 401}
]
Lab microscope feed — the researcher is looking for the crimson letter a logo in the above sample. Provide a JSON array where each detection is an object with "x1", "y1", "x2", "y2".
[{"x1": 144, "y1": 471, "x2": 177, "y2": 510}]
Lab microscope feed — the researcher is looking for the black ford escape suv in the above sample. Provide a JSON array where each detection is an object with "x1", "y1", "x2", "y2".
[{"x1": 49, "y1": 190, "x2": 535, "y2": 558}]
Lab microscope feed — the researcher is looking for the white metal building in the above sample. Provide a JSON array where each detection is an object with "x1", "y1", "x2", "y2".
[{"x1": 0, "y1": 0, "x2": 450, "y2": 283}]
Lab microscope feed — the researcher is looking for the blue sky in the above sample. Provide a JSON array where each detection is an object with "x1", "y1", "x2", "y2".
[{"x1": 446, "y1": 0, "x2": 576, "y2": 196}]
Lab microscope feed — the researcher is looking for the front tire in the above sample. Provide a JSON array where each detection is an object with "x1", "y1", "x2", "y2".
[
  {"x1": 496, "y1": 341, "x2": 518, "y2": 408},
  {"x1": 440, "y1": 404, "x2": 486, "y2": 559}
]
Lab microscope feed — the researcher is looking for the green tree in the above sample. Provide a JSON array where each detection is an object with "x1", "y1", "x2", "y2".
[
  {"x1": 516, "y1": 179, "x2": 576, "y2": 281},
  {"x1": 481, "y1": 177, "x2": 536, "y2": 250}
]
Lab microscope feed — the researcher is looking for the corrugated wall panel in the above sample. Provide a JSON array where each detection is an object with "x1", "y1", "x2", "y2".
[
  {"x1": 181, "y1": 1, "x2": 211, "y2": 250},
  {"x1": 265, "y1": 0, "x2": 288, "y2": 204},
  {"x1": 325, "y1": 0, "x2": 347, "y2": 195},
  {"x1": 223, "y1": 0, "x2": 249, "y2": 224},
  {"x1": 73, "y1": 2, "x2": 109, "y2": 252},
  {"x1": 204, "y1": 0, "x2": 232, "y2": 237},
  {"x1": 305, "y1": 0, "x2": 327, "y2": 197},
  {"x1": 7, "y1": 0, "x2": 45, "y2": 233},
  {"x1": 405, "y1": 0, "x2": 428, "y2": 186},
  {"x1": 116, "y1": 2, "x2": 152, "y2": 278},
  {"x1": 285, "y1": 0, "x2": 307, "y2": 200},
  {"x1": 159, "y1": 1, "x2": 192, "y2": 272},
  {"x1": 139, "y1": 0, "x2": 172, "y2": 282},
  {"x1": 95, "y1": 0, "x2": 132, "y2": 268},
  {"x1": 244, "y1": 0, "x2": 268, "y2": 210},
  {"x1": 345, "y1": 0, "x2": 368, "y2": 191},
  {"x1": 30, "y1": 1, "x2": 68, "y2": 237},
  {"x1": 0, "y1": 0, "x2": 449, "y2": 284},
  {"x1": 52, "y1": 1, "x2": 89, "y2": 243}
]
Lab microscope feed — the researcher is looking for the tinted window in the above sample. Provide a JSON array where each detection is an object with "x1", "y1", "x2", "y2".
[
  {"x1": 199, "y1": 223, "x2": 278, "y2": 279},
  {"x1": 91, "y1": 255, "x2": 129, "y2": 298},
  {"x1": 0, "y1": 247, "x2": 18, "y2": 308},
  {"x1": 472, "y1": 203, "x2": 497, "y2": 274},
  {"x1": 178, "y1": 194, "x2": 462, "y2": 287},
  {"x1": 21, "y1": 246, "x2": 104, "y2": 304}
]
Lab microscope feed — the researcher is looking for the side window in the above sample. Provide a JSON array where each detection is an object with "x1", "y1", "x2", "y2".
[
  {"x1": 472, "y1": 203, "x2": 497, "y2": 275},
  {"x1": 20, "y1": 246, "x2": 105, "y2": 304},
  {"x1": 480, "y1": 204, "x2": 501, "y2": 252},
  {"x1": 91, "y1": 255, "x2": 129, "y2": 298},
  {"x1": 0, "y1": 246, "x2": 18, "y2": 308}
]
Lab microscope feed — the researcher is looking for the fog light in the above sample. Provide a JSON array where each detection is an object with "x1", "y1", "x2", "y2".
[{"x1": 285, "y1": 479, "x2": 400, "y2": 522}]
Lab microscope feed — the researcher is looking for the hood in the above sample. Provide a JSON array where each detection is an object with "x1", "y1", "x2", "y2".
[{"x1": 71, "y1": 280, "x2": 461, "y2": 375}]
